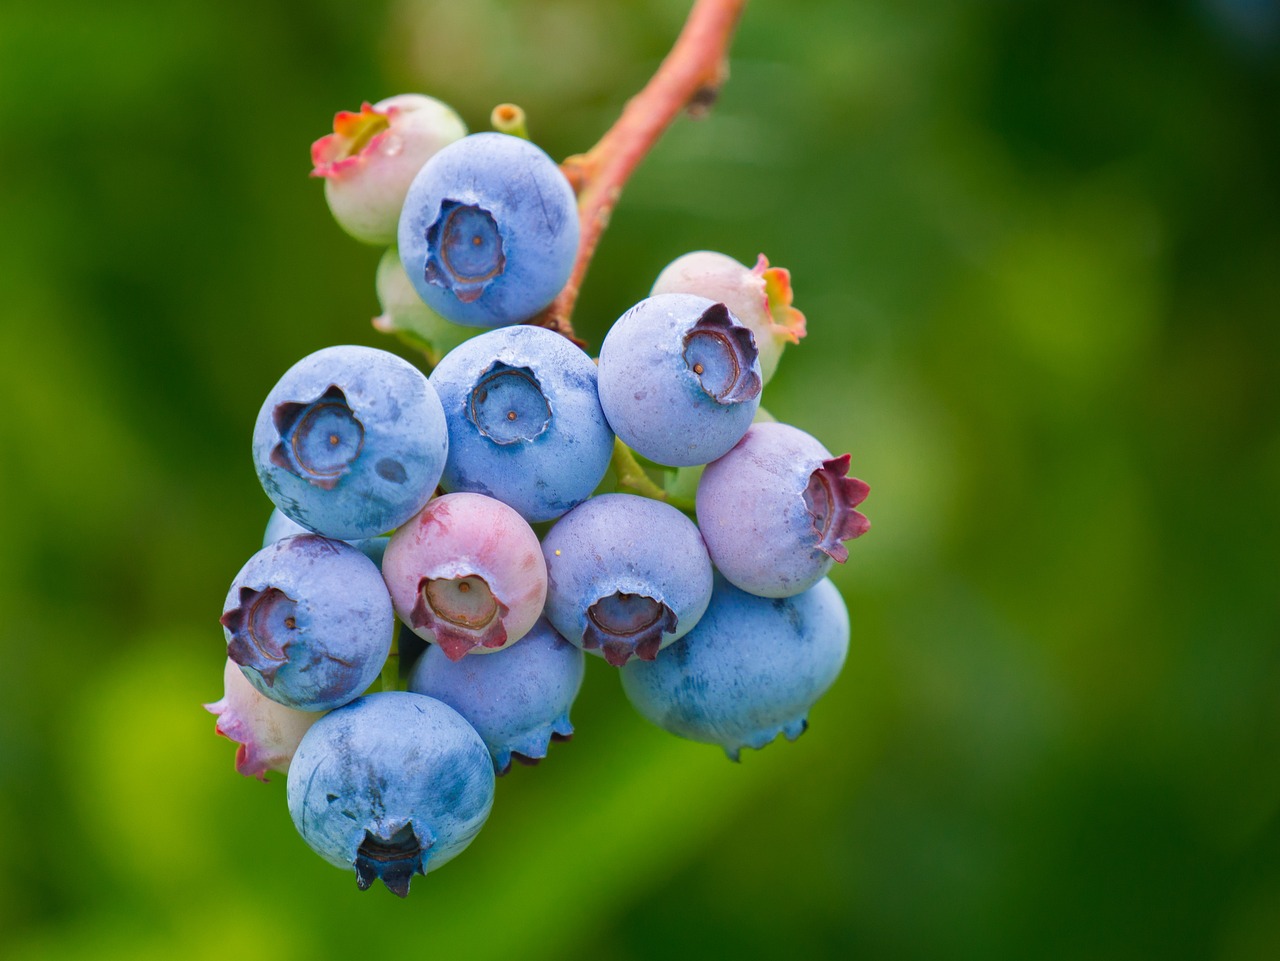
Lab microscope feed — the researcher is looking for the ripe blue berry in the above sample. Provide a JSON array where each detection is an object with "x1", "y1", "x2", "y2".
[
  {"x1": 696, "y1": 422, "x2": 870, "y2": 597},
  {"x1": 597, "y1": 293, "x2": 762, "y2": 466},
  {"x1": 287, "y1": 691, "x2": 494, "y2": 897},
  {"x1": 429, "y1": 325, "x2": 614, "y2": 522},
  {"x1": 541, "y1": 493, "x2": 713, "y2": 667},
  {"x1": 252, "y1": 345, "x2": 447, "y2": 540},
  {"x1": 263, "y1": 506, "x2": 389, "y2": 568},
  {"x1": 620, "y1": 575, "x2": 850, "y2": 760},
  {"x1": 221, "y1": 534, "x2": 394, "y2": 711},
  {"x1": 408, "y1": 617, "x2": 584, "y2": 774},
  {"x1": 398, "y1": 132, "x2": 579, "y2": 327}
]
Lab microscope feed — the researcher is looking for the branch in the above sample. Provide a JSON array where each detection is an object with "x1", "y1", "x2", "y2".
[{"x1": 533, "y1": 0, "x2": 748, "y2": 341}]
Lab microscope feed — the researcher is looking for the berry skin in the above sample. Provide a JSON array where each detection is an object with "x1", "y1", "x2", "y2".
[
  {"x1": 263, "y1": 506, "x2": 389, "y2": 568},
  {"x1": 620, "y1": 575, "x2": 850, "y2": 761},
  {"x1": 696, "y1": 422, "x2": 870, "y2": 598},
  {"x1": 287, "y1": 691, "x2": 494, "y2": 897},
  {"x1": 204, "y1": 657, "x2": 324, "y2": 780},
  {"x1": 541, "y1": 493, "x2": 713, "y2": 667},
  {"x1": 221, "y1": 534, "x2": 394, "y2": 711},
  {"x1": 408, "y1": 617, "x2": 584, "y2": 774},
  {"x1": 597, "y1": 293, "x2": 762, "y2": 467},
  {"x1": 252, "y1": 345, "x2": 447, "y2": 540},
  {"x1": 429, "y1": 325, "x2": 614, "y2": 522},
  {"x1": 651, "y1": 251, "x2": 805, "y2": 385},
  {"x1": 382, "y1": 493, "x2": 548, "y2": 661},
  {"x1": 397, "y1": 132, "x2": 579, "y2": 327},
  {"x1": 311, "y1": 94, "x2": 467, "y2": 245}
]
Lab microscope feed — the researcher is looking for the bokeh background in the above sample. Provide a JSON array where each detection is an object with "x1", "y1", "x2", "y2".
[{"x1": 2, "y1": 0, "x2": 1278, "y2": 957}]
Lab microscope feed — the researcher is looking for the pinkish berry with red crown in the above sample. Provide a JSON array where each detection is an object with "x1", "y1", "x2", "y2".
[
  {"x1": 204, "y1": 658, "x2": 324, "y2": 781},
  {"x1": 382, "y1": 493, "x2": 547, "y2": 661},
  {"x1": 312, "y1": 94, "x2": 467, "y2": 245}
]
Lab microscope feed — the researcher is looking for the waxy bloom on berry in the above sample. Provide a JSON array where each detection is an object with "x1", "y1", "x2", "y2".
[
  {"x1": 204, "y1": 658, "x2": 324, "y2": 780},
  {"x1": 312, "y1": 94, "x2": 467, "y2": 245}
]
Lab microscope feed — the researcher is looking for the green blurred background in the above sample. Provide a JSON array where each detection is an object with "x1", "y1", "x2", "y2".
[{"x1": 2, "y1": 0, "x2": 1278, "y2": 957}]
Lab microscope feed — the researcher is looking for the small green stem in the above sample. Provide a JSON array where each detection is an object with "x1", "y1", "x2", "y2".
[
  {"x1": 611, "y1": 439, "x2": 669, "y2": 502},
  {"x1": 491, "y1": 103, "x2": 529, "y2": 139}
]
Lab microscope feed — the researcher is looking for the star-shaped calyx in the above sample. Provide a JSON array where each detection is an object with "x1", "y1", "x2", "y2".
[
  {"x1": 802, "y1": 454, "x2": 871, "y2": 563},
  {"x1": 354, "y1": 822, "x2": 433, "y2": 898},
  {"x1": 221, "y1": 586, "x2": 299, "y2": 685},
  {"x1": 583, "y1": 591, "x2": 679, "y2": 667},
  {"x1": 424, "y1": 200, "x2": 506, "y2": 303},
  {"x1": 411, "y1": 575, "x2": 510, "y2": 661},
  {"x1": 269, "y1": 385, "x2": 365, "y2": 491},
  {"x1": 682, "y1": 303, "x2": 762, "y2": 405}
]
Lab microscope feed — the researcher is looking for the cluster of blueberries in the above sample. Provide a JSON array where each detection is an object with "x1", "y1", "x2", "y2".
[{"x1": 205, "y1": 94, "x2": 870, "y2": 897}]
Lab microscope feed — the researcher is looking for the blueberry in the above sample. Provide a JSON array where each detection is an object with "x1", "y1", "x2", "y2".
[
  {"x1": 311, "y1": 94, "x2": 467, "y2": 246},
  {"x1": 398, "y1": 132, "x2": 579, "y2": 326},
  {"x1": 597, "y1": 293, "x2": 762, "y2": 466},
  {"x1": 204, "y1": 657, "x2": 324, "y2": 781},
  {"x1": 382, "y1": 493, "x2": 548, "y2": 660},
  {"x1": 287, "y1": 691, "x2": 494, "y2": 897},
  {"x1": 221, "y1": 534, "x2": 394, "y2": 711},
  {"x1": 651, "y1": 251, "x2": 806, "y2": 385},
  {"x1": 408, "y1": 617, "x2": 584, "y2": 774},
  {"x1": 697, "y1": 422, "x2": 870, "y2": 598},
  {"x1": 620, "y1": 575, "x2": 850, "y2": 760},
  {"x1": 252, "y1": 345, "x2": 447, "y2": 540},
  {"x1": 429, "y1": 325, "x2": 614, "y2": 522},
  {"x1": 263, "y1": 506, "x2": 389, "y2": 568},
  {"x1": 541, "y1": 493, "x2": 713, "y2": 667}
]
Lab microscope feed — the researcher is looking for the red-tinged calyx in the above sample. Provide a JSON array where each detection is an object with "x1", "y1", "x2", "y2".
[
  {"x1": 311, "y1": 102, "x2": 393, "y2": 179},
  {"x1": 752, "y1": 254, "x2": 806, "y2": 344},
  {"x1": 583, "y1": 592, "x2": 678, "y2": 667},
  {"x1": 411, "y1": 575, "x2": 509, "y2": 660},
  {"x1": 270, "y1": 385, "x2": 365, "y2": 491},
  {"x1": 802, "y1": 454, "x2": 871, "y2": 563},
  {"x1": 354, "y1": 822, "x2": 431, "y2": 898},
  {"x1": 682, "y1": 303, "x2": 762, "y2": 405},
  {"x1": 222, "y1": 586, "x2": 298, "y2": 684}
]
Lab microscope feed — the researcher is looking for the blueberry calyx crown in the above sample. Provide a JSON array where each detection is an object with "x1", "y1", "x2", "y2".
[
  {"x1": 270, "y1": 385, "x2": 365, "y2": 491},
  {"x1": 802, "y1": 454, "x2": 871, "y2": 563},
  {"x1": 411, "y1": 574, "x2": 510, "y2": 660},
  {"x1": 681, "y1": 303, "x2": 762, "y2": 405},
  {"x1": 221, "y1": 585, "x2": 298, "y2": 684},
  {"x1": 424, "y1": 200, "x2": 506, "y2": 304},
  {"x1": 468, "y1": 362, "x2": 551, "y2": 445},
  {"x1": 583, "y1": 591, "x2": 678, "y2": 667},
  {"x1": 354, "y1": 822, "x2": 433, "y2": 898}
]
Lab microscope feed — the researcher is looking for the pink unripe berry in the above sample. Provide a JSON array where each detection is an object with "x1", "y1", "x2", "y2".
[{"x1": 204, "y1": 658, "x2": 324, "y2": 781}]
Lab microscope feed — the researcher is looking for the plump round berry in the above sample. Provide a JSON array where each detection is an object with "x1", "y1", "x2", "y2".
[
  {"x1": 204, "y1": 657, "x2": 324, "y2": 781},
  {"x1": 697, "y1": 422, "x2": 870, "y2": 598},
  {"x1": 398, "y1": 132, "x2": 579, "y2": 327},
  {"x1": 408, "y1": 617, "x2": 584, "y2": 774},
  {"x1": 429, "y1": 325, "x2": 614, "y2": 522},
  {"x1": 382, "y1": 493, "x2": 547, "y2": 661},
  {"x1": 252, "y1": 345, "x2": 447, "y2": 540},
  {"x1": 621, "y1": 575, "x2": 849, "y2": 760},
  {"x1": 311, "y1": 94, "x2": 467, "y2": 245},
  {"x1": 287, "y1": 691, "x2": 494, "y2": 897},
  {"x1": 597, "y1": 293, "x2": 762, "y2": 467},
  {"x1": 220, "y1": 534, "x2": 394, "y2": 711},
  {"x1": 541, "y1": 493, "x2": 713, "y2": 667},
  {"x1": 651, "y1": 251, "x2": 805, "y2": 385}
]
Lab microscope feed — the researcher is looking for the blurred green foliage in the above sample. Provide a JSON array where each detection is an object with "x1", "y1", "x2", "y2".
[{"x1": 1, "y1": 0, "x2": 1278, "y2": 958}]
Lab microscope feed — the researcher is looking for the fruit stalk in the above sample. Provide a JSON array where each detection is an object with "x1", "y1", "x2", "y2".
[{"x1": 538, "y1": 0, "x2": 748, "y2": 339}]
